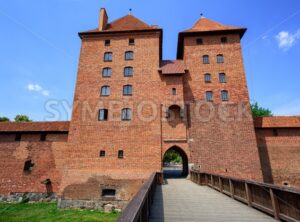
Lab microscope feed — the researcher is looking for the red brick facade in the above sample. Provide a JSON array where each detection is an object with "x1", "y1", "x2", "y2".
[{"x1": 0, "y1": 9, "x2": 299, "y2": 205}]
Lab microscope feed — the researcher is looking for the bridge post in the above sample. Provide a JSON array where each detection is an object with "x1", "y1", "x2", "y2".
[
  {"x1": 219, "y1": 177, "x2": 223, "y2": 192},
  {"x1": 269, "y1": 188, "x2": 280, "y2": 220},
  {"x1": 245, "y1": 183, "x2": 252, "y2": 207},
  {"x1": 229, "y1": 179, "x2": 234, "y2": 198}
]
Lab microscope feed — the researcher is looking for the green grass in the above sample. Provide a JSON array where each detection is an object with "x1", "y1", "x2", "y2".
[{"x1": 0, "y1": 203, "x2": 120, "y2": 222}]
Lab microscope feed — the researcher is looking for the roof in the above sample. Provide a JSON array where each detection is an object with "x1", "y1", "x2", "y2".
[
  {"x1": 159, "y1": 60, "x2": 187, "y2": 75},
  {"x1": 0, "y1": 121, "x2": 70, "y2": 132},
  {"x1": 177, "y1": 17, "x2": 246, "y2": 59},
  {"x1": 182, "y1": 17, "x2": 245, "y2": 33},
  {"x1": 80, "y1": 15, "x2": 160, "y2": 34},
  {"x1": 254, "y1": 116, "x2": 300, "y2": 128}
]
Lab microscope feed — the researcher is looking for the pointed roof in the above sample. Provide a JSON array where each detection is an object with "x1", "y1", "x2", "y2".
[
  {"x1": 182, "y1": 17, "x2": 245, "y2": 33},
  {"x1": 80, "y1": 14, "x2": 160, "y2": 34},
  {"x1": 177, "y1": 17, "x2": 247, "y2": 59}
]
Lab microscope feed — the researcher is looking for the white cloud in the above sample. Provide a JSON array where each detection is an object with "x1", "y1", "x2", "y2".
[
  {"x1": 26, "y1": 83, "x2": 50, "y2": 96},
  {"x1": 275, "y1": 29, "x2": 300, "y2": 50}
]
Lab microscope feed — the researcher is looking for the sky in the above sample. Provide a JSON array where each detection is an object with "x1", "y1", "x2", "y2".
[{"x1": 0, "y1": 0, "x2": 300, "y2": 121}]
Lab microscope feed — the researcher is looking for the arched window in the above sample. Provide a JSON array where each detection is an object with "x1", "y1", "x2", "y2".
[
  {"x1": 203, "y1": 55, "x2": 209, "y2": 64},
  {"x1": 123, "y1": 85, "x2": 132, "y2": 96},
  {"x1": 221, "y1": 90, "x2": 229, "y2": 101},
  {"x1": 121, "y1": 108, "x2": 132, "y2": 121},
  {"x1": 217, "y1": 54, "x2": 224, "y2": 64},
  {"x1": 124, "y1": 67, "x2": 133, "y2": 77},
  {"x1": 104, "y1": 52, "x2": 112, "y2": 62},
  {"x1": 125, "y1": 51, "x2": 134, "y2": 60},
  {"x1": 219, "y1": 73, "x2": 226, "y2": 83},
  {"x1": 101, "y1": 86, "x2": 110, "y2": 96},
  {"x1": 98, "y1": 109, "x2": 108, "y2": 121},
  {"x1": 204, "y1": 73, "x2": 211, "y2": 83},
  {"x1": 102, "y1": 67, "x2": 112, "y2": 77},
  {"x1": 206, "y1": 91, "x2": 213, "y2": 102}
]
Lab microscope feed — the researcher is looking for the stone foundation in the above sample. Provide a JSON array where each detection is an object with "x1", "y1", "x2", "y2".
[
  {"x1": 57, "y1": 199, "x2": 127, "y2": 212},
  {"x1": 0, "y1": 192, "x2": 57, "y2": 203}
]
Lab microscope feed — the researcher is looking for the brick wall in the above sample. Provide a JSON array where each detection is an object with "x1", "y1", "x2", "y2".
[{"x1": 0, "y1": 132, "x2": 68, "y2": 195}]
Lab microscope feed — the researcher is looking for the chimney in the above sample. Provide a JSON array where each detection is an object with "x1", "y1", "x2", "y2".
[{"x1": 98, "y1": 8, "x2": 108, "y2": 31}]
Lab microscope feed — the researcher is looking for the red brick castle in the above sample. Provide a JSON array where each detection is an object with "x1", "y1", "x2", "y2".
[{"x1": 0, "y1": 9, "x2": 299, "y2": 209}]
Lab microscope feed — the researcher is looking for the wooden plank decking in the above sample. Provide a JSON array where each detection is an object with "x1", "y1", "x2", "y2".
[{"x1": 149, "y1": 178, "x2": 276, "y2": 222}]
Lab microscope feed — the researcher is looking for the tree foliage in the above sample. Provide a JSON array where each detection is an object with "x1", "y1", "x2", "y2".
[
  {"x1": 163, "y1": 150, "x2": 182, "y2": 164},
  {"x1": 251, "y1": 102, "x2": 273, "y2": 117},
  {"x1": 14, "y1": 115, "x2": 32, "y2": 122},
  {"x1": 0, "y1": 116, "x2": 10, "y2": 122}
]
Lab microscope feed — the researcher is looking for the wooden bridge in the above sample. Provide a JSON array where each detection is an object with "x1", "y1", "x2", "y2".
[{"x1": 117, "y1": 170, "x2": 300, "y2": 222}]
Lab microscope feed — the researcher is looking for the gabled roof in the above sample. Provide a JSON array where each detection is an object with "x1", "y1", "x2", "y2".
[
  {"x1": 159, "y1": 60, "x2": 187, "y2": 75},
  {"x1": 182, "y1": 17, "x2": 245, "y2": 33},
  {"x1": 0, "y1": 121, "x2": 70, "y2": 132},
  {"x1": 81, "y1": 15, "x2": 160, "y2": 34}
]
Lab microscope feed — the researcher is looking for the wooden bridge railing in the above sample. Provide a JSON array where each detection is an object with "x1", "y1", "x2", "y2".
[
  {"x1": 190, "y1": 169, "x2": 300, "y2": 222},
  {"x1": 117, "y1": 172, "x2": 163, "y2": 222}
]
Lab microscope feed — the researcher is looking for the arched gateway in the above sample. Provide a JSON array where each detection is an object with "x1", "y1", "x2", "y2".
[{"x1": 163, "y1": 146, "x2": 189, "y2": 178}]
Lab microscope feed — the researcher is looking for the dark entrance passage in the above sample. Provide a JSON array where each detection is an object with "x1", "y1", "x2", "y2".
[{"x1": 163, "y1": 146, "x2": 188, "y2": 178}]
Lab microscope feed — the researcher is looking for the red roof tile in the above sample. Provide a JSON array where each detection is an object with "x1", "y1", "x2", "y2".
[
  {"x1": 0, "y1": 121, "x2": 70, "y2": 132},
  {"x1": 82, "y1": 15, "x2": 160, "y2": 33},
  {"x1": 254, "y1": 116, "x2": 300, "y2": 128},
  {"x1": 159, "y1": 60, "x2": 187, "y2": 74},
  {"x1": 182, "y1": 17, "x2": 244, "y2": 33}
]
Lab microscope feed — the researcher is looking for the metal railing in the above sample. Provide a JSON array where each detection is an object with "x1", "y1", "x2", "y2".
[
  {"x1": 117, "y1": 172, "x2": 162, "y2": 222},
  {"x1": 190, "y1": 169, "x2": 300, "y2": 222}
]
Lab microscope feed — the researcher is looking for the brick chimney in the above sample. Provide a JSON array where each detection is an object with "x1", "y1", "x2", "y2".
[{"x1": 98, "y1": 8, "x2": 108, "y2": 31}]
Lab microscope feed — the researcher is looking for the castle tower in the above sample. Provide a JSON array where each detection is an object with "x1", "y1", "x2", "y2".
[{"x1": 177, "y1": 17, "x2": 263, "y2": 180}]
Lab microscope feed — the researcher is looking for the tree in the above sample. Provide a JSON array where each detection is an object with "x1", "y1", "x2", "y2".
[
  {"x1": 0, "y1": 116, "x2": 10, "y2": 122},
  {"x1": 14, "y1": 115, "x2": 32, "y2": 122},
  {"x1": 163, "y1": 150, "x2": 182, "y2": 164},
  {"x1": 251, "y1": 102, "x2": 273, "y2": 117}
]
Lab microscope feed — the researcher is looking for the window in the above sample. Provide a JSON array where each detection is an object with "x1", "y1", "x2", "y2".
[
  {"x1": 40, "y1": 133, "x2": 46, "y2": 141},
  {"x1": 123, "y1": 85, "x2": 132, "y2": 96},
  {"x1": 217, "y1": 54, "x2": 224, "y2": 64},
  {"x1": 101, "y1": 86, "x2": 110, "y2": 96},
  {"x1": 203, "y1": 55, "x2": 209, "y2": 64},
  {"x1": 219, "y1": 73, "x2": 226, "y2": 83},
  {"x1": 124, "y1": 67, "x2": 133, "y2": 77},
  {"x1": 23, "y1": 160, "x2": 34, "y2": 173},
  {"x1": 102, "y1": 67, "x2": 112, "y2": 77},
  {"x1": 172, "y1": 88, "x2": 176, "y2": 95},
  {"x1": 206, "y1": 91, "x2": 213, "y2": 102},
  {"x1": 125, "y1": 51, "x2": 134, "y2": 60},
  {"x1": 98, "y1": 109, "x2": 108, "y2": 121},
  {"x1": 100, "y1": 150, "x2": 106, "y2": 157},
  {"x1": 102, "y1": 189, "x2": 116, "y2": 197},
  {"x1": 204, "y1": 73, "x2": 211, "y2": 83},
  {"x1": 221, "y1": 37, "x2": 228, "y2": 43},
  {"x1": 196, "y1": 38, "x2": 203, "y2": 45},
  {"x1": 104, "y1": 39, "x2": 111, "y2": 46},
  {"x1": 129, "y1": 38, "x2": 135, "y2": 45},
  {"x1": 121, "y1": 108, "x2": 132, "y2": 121},
  {"x1": 221, "y1": 90, "x2": 229, "y2": 101},
  {"x1": 104, "y1": 52, "x2": 112, "y2": 62},
  {"x1": 273, "y1": 129, "x2": 279, "y2": 136},
  {"x1": 15, "y1": 133, "x2": 21, "y2": 141},
  {"x1": 118, "y1": 150, "x2": 124, "y2": 159}
]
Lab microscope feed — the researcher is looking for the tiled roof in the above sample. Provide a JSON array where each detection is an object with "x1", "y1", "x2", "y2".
[
  {"x1": 82, "y1": 15, "x2": 160, "y2": 33},
  {"x1": 0, "y1": 121, "x2": 70, "y2": 132},
  {"x1": 182, "y1": 17, "x2": 245, "y2": 33},
  {"x1": 254, "y1": 116, "x2": 300, "y2": 128},
  {"x1": 159, "y1": 60, "x2": 187, "y2": 74}
]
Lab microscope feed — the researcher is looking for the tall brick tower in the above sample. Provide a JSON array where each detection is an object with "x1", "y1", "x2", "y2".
[
  {"x1": 59, "y1": 9, "x2": 164, "y2": 207},
  {"x1": 177, "y1": 17, "x2": 263, "y2": 180}
]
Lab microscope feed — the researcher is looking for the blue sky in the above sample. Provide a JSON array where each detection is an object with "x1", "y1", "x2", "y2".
[{"x1": 0, "y1": 0, "x2": 300, "y2": 121}]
